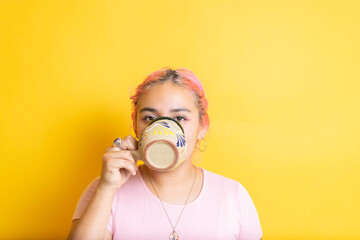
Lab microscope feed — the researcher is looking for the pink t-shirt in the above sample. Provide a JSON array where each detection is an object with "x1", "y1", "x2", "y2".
[{"x1": 72, "y1": 168, "x2": 263, "y2": 239}]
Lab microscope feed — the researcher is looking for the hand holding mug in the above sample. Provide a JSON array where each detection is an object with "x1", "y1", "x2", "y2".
[
  {"x1": 98, "y1": 117, "x2": 187, "y2": 192},
  {"x1": 98, "y1": 135, "x2": 138, "y2": 192}
]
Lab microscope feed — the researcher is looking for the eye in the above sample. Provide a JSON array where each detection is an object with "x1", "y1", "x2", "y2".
[
  {"x1": 142, "y1": 115, "x2": 156, "y2": 122},
  {"x1": 174, "y1": 115, "x2": 188, "y2": 122}
]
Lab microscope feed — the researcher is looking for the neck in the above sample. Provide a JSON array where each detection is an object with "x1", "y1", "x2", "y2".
[
  {"x1": 142, "y1": 160, "x2": 197, "y2": 191},
  {"x1": 140, "y1": 160, "x2": 204, "y2": 205}
]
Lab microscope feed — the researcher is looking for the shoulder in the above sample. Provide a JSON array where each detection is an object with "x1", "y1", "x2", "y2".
[
  {"x1": 72, "y1": 176, "x2": 101, "y2": 220},
  {"x1": 81, "y1": 176, "x2": 100, "y2": 195},
  {"x1": 89, "y1": 176, "x2": 100, "y2": 187},
  {"x1": 82, "y1": 176, "x2": 101, "y2": 195},
  {"x1": 203, "y1": 168, "x2": 247, "y2": 193},
  {"x1": 202, "y1": 168, "x2": 255, "y2": 205},
  {"x1": 203, "y1": 168, "x2": 238, "y2": 184},
  {"x1": 203, "y1": 169, "x2": 263, "y2": 238}
]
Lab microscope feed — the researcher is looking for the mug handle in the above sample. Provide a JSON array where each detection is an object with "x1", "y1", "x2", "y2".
[{"x1": 130, "y1": 150, "x2": 141, "y2": 161}]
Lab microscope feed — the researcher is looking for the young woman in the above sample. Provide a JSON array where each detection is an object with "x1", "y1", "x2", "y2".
[{"x1": 67, "y1": 67, "x2": 263, "y2": 240}]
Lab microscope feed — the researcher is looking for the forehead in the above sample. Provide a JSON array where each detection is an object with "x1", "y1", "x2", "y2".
[{"x1": 137, "y1": 81, "x2": 197, "y2": 111}]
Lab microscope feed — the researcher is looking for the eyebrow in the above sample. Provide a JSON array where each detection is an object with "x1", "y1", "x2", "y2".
[{"x1": 139, "y1": 107, "x2": 192, "y2": 113}]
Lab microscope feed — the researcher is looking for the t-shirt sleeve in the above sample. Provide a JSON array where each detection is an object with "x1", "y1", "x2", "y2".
[
  {"x1": 71, "y1": 176, "x2": 114, "y2": 234},
  {"x1": 237, "y1": 183, "x2": 263, "y2": 240}
]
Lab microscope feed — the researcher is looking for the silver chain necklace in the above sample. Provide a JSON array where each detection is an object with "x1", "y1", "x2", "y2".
[{"x1": 146, "y1": 166, "x2": 197, "y2": 240}]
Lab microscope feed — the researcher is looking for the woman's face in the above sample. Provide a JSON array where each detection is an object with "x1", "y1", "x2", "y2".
[{"x1": 135, "y1": 80, "x2": 207, "y2": 162}]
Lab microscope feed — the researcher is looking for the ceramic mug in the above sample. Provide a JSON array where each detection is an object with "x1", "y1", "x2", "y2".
[{"x1": 114, "y1": 116, "x2": 187, "y2": 171}]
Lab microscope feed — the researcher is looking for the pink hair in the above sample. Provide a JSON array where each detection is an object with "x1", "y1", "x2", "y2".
[{"x1": 130, "y1": 67, "x2": 210, "y2": 133}]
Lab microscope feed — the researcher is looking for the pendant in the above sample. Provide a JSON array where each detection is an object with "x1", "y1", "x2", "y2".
[{"x1": 169, "y1": 230, "x2": 179, "y2": 240}]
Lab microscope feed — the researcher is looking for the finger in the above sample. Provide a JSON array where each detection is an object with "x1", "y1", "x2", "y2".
[
  {"x1": 104, "y1": 150, "x2": 137, "y2": 165},
  {"x1": 105, "y1": 146, "x2": 121, "y2": 153},
  {"x1": 121, "y1": 135, "x2": 138, "y2": 150},
  {"x1": 110, "y1": 159, "x2": 137, "y2": 175}
]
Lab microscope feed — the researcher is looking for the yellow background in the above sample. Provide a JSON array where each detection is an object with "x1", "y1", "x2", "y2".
[{"x1": 1, "y1": 0, "x2": 359, "y2": 239}]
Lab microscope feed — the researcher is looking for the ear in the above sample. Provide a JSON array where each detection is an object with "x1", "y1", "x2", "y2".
[{"x1": 197, "y1": 125, "x2": 208, "y2": 140}]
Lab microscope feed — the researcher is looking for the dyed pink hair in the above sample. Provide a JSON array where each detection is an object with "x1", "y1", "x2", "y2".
[{"x1": 130, "y1": 67, "x2": 210, "y2": 134}]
